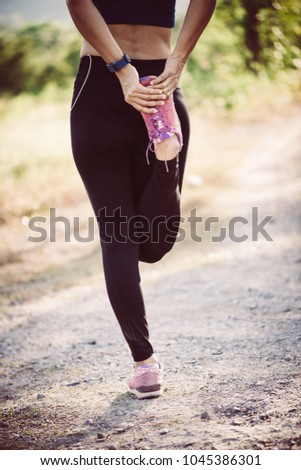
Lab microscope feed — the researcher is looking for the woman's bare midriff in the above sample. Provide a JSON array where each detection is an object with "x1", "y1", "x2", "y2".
[{"x1": 80, "y1": 24, "x2": 172, "y2": 60}]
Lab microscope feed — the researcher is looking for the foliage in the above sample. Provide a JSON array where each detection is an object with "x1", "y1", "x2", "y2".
[
  {"x1": 0, "y1": 23, "x2": 81, "y2": 95},
  {"x1": 176, "y1": 0, "x2": 301, "y2": 107},
  {"x1": 216, "y1": 0, "x2": 301, "y2": 72},
  {"x1": 0, "y1": 1, "x2": 300, "y2": 101}
]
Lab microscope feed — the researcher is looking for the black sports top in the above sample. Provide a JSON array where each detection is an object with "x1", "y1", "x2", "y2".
[{"x1": 92, "y1": 0, "x2": 176, "y2": 28}]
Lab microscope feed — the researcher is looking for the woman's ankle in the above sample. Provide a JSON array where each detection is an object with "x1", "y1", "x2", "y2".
[
  {"x1": 135, "y1": 355, "x2": 158, "y2": 366},
  {"x1": 154, "y1": 134, "x2": 181, "y2": 161}
]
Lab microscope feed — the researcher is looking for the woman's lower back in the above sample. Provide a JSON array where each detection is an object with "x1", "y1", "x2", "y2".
[{"x1": 80, "y1": 24, "x2": 172, "y2": 59}]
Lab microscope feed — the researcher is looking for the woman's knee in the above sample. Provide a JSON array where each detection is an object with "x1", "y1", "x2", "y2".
[{"x1": 139, "y1": 243, "x2": 173, "y2": 264}]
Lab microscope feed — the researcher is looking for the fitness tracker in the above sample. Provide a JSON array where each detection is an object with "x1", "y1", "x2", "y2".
[{"x1": 106, "y1": 54, "x2": 131, "y2": 73}]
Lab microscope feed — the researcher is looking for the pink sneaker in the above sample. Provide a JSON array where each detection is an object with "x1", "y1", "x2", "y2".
[
  {"x1": 128, "y1": 362, "x2": 163, "y2": 399},
  {"x1": 139, "y1": 75, "x2": 183, "y2": 172}
]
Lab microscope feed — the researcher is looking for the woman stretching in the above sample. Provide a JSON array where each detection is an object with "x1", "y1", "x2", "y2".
[{"x1": 66, "y1": 0, "x2": 216, "y2": 399}]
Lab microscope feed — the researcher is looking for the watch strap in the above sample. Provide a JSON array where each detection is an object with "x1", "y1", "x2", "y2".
[{"x1": 106, "y1": 54, "x2": 131, "y2": 73}]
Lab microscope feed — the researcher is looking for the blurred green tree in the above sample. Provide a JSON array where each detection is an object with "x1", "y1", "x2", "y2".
[
  {"x1": 0, "y1": 23, "x2": 81, "y2": 95},
  {"x1": 0, "y1": 31, "x2": 32, "y2": 94},
  {"x1": 218, "y1": 0, "x2": 301, "y2": 71}
]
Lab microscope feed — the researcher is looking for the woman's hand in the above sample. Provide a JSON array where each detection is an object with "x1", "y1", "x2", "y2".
[
  {"x1": 149, "y1": 55, "x2": 186, "y2": 96},
  {"x1": 116, "y1": 64, "x2": 167, "y2": 114}
]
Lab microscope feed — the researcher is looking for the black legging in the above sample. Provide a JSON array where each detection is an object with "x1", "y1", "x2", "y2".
[{"x1": 70, "y1": 55, "x2": 190, "y2": 361}]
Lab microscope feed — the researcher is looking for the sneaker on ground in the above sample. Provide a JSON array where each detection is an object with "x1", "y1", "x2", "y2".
[{"x1": 128, "y1": 361, "x2": 163, "y2": 399}]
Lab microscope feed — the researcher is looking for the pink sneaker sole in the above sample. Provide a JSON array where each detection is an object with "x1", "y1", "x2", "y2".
[{"x1": 128, "y1": 387, "x2": 162, "y2": 400}]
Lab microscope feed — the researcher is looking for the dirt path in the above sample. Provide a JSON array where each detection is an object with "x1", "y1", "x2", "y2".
[{"x1": 0, "y1": 106, "x2": 301, "y2": 450}]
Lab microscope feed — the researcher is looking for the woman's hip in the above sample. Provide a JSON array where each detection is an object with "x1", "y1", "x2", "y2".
[{"x1": 69, "y1": 55, "x2": 190, "y2": 155}]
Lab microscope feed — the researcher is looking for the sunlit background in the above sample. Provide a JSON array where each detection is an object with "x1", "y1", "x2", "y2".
[
  {"x1": 0, "y1": 0, "x2": 71, "y2": 25},
  {"x1": 0, "y1": 0, "x2": 300, "y2": 304},
  {"x1": 1, "y1": 0, "x2": 301, "y2": 453}
]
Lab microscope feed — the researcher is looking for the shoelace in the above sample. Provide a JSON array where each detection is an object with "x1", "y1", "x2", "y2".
[{"x1": 145, "y1": 127, "x2": 183, "y2": 172}]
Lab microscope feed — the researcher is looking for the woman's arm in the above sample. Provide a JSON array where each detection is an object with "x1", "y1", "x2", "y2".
[
  {"x1": 172, "y1": 0, "x2": 217, "y2": 64},
  {"x1": 66, "y1": 0, "x2": 165, "y2": 113},
  {"x1": 151, "y1": 0, "x2": 217, "y2": 95},
  {"x1": 66, "y1": 0, "x2": 123, "y2": 63}
]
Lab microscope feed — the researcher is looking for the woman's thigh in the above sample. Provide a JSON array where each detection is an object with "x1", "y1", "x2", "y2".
[{"x1": 70, "y1": 56, "x2": 145, "y2": 245}]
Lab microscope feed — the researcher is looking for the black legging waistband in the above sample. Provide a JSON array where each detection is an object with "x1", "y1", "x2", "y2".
[{"x1": 78, "y1": 54, "x2": 168, "y2": 78}]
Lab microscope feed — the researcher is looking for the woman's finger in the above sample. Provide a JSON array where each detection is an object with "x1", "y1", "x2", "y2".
[
  {"x1": 135, "y1": 104, "x2": 158, "y2": 114},
  {"x1": 130, "y1": 97, "x2": 165, "y2": 108},
  {"x1": 165, "y1": 84, "x2": 178, "y2": 96},
  {"x1": 126, "y1": 93, "x2": 165, "y2": 106},
  {"x1": 133, "y1": 92, "x2": 166, "y2": 101},
  {"x1": 150, "y1": 73, "x2": 169, "y2": 86},
  {"x1": 151, "y1": 77, "x2": 177, "y2": 92},
  {"x1": 137, "y1": 84, "x2": 165, "y2": 95},
  {"x1": 128, "y1": 87, "x2": 166, "y2": 101}
]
